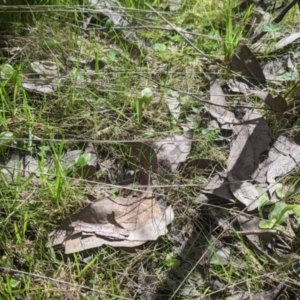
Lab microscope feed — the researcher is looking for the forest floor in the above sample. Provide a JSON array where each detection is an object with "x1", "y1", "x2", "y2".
[{"x1": 1, "y1": 0, "x2": 300, "y2": 299}]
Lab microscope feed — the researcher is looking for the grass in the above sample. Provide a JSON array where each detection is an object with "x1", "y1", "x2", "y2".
[{"x1": 0, "y1": 0, "x2": 300, "y2": 299}]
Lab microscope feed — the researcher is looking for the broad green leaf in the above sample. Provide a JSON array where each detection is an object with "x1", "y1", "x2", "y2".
[
  {"x1": 259, "y1": 219, "x2": 275, "y2": 229},
  {"x1": 290, "y1": 205, "x2": 300, "y2": 217},
  {"x1": 269, "y1": 201, "x2": 289, "y2": 225}
]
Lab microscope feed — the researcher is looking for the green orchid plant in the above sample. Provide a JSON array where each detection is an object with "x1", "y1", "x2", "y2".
[{"x1": 135, "y1": 87, "x2": 153, "y2": 129}]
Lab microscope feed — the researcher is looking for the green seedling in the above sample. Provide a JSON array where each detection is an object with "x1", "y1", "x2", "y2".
[{"x1": 135, "y1": 87, "x2": 153, "y2": 129}]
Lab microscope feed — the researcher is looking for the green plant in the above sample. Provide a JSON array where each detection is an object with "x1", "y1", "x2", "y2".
[
  {"x1": 259, "y1": 201, "x2": 300, "y2": 231},
  {"x1": 222, "y1": 0, "x2": 254, "y2": 60},
  {"x1": 135, "y1": 87, "x2": 153, "y2": 129}
]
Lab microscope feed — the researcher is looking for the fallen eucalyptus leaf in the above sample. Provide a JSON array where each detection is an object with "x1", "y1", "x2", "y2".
[
  {"x1": 268, "y1": 32, "x2": 300, "y2": 52},
  {"x1": 228, "y1": 173, "x2": 262, "y2": 211},
  {"x1": 203, "y1": 171, "x2": 235, "y2": 202},
  {"x1": 267, "y1": 135, "x2": 300, "y2": 186},
  {"x1": 231, "y1": 44, "x2": 266, "y2": 86},
  {"x1": 205, "y1": 79, "x2": 238, "y2": 130},
  {"x1": 49, "y1": 189, "x2": 174, "y2": 253},
  {"x1": 228, "y1": 109, "x2": 271, "y2": 180},
  {"x1": 64, "y1": 206, "x2": 173, "y2": 253},
  {"x1": 250, "y1": 89, "x2": 287, "y2": 112},
  {"x1": 31, "y1": 60, "x2": 61, "y2": 76},
  {"x1": 22, "y1": 82, "x2": 55, "y2": 94},
  {"x1": 152, "y1": 132, "x2": 192, "y2": 172}
]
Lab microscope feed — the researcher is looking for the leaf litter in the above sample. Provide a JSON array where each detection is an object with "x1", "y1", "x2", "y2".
[
  {"x1": 3, "y1": 0, "x2": 300, "y2": 298},
  {"x1": 50, "y1": 188, "x2": 174, "y2": 253},
  {"x1": 202, "y1": 38, "x2": 300, "y2": 291}
]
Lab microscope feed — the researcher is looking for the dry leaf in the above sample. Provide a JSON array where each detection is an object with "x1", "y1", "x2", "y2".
[
  {"x1": 250, "y1": 89, "x2": 287, "y2": 112},
  {"x1": 30, "y1": 60, "x2": 62, "y2": 76},
  {"x1": 1, "y1": 154, "x2": 49, "y2": 182},
  {"x1": 228, "y1": 109, "x2": 270, "y2": 180},
  {"x1": 152, "y1": 132, "x2": 192, "y2": 172},
  {"x1": 49, "y1": 189, "x2": 174, "y2": 253},
  {"x1": 267, "y1": 135, "x2": 300, "y2": 185},
  {"x1": 165, "y1": 96, "x2": 180, "y2": 120},
  {"x1": 227, "y1": 79, "x2": 249, "y2": 93},
  {"x1": 263, "y1": 58, "x2": 298, "y2": 82},
  {"x1": 206, "y1": 80, "x2": 238, "y2": 130},
  {"x1": 64, "y1": 206, "x2": 174, "y2": 253},
  {"x1": 269, "y1": 32, "x2": 300, "y2": 52},
  {"x1": 203, "y1": 171, "x2": 235, "y2": 202},
  {"x1": 228, "y1": 173, "x2": 261, "y2": 211},
  {"x1": 231, "y1": 44, "x2": 266, "y2": 86},
  {"x1": 70, "y1": 220, "x2": 129, "y2": 240},
  {"x1": 22, "y1": 82, "x2": 55, "y2": 94},
  {"x1": 63, "y1": 190, "x2": 161, "y2": 230}
]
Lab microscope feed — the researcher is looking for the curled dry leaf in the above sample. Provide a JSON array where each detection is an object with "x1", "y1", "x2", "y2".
[
  {"x1": 206, "y1": 79, "x2": 237, "y2": 130},
  {"x1": 231, "y1": 44, "x2": 266, "y2": 86},
  {"x1": 49, "y1": 189, "x2": 174, "y2": 253},
  {"x1": 22, "y1": 82, "x2": 55, "y2": 94},
  {"x1": 228, "y1": 109, "x2": 270, "y2": 180},
  {"x1": 152, "y1": 132, "x2": 192, "y2": 172},
  {"x1": 22, "y1": 60, "x2": 64, "y2": 94},
  {"x1": 30, "y1": 60, "x2": 62, "y2": 76},
  {"x1": 64, "y1": 206, "x2": 174, "y2": 253},
  {"x1": 227, "y1": 79, "x2": 249, "y2": 93}
]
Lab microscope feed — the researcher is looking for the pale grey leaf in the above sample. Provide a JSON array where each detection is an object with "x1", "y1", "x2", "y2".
[
  {"x1": 165, "y1": 96, "x2": 180, "y2": 120},
  {"x1": 63, "y1": 206, "x2": 174, "y2": 253},
  {"x1": 228, "y1": 173, "x2": 261, "y2": 211},
  {"x1": 23, "y1": 82, "x2": 55, "y2": 94},
  {"x1": 267, "y1": 135, "x2": 300, "y2": 185},
  {"x1": 270, "y1": 32, "x2": 300, "y2": 52},
  {"x1": 206, "y1": 80, "x2": 237, "y2": 130},
  {"x1": 152, "y1": 132, "x2": 192, "y2": 172}
]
